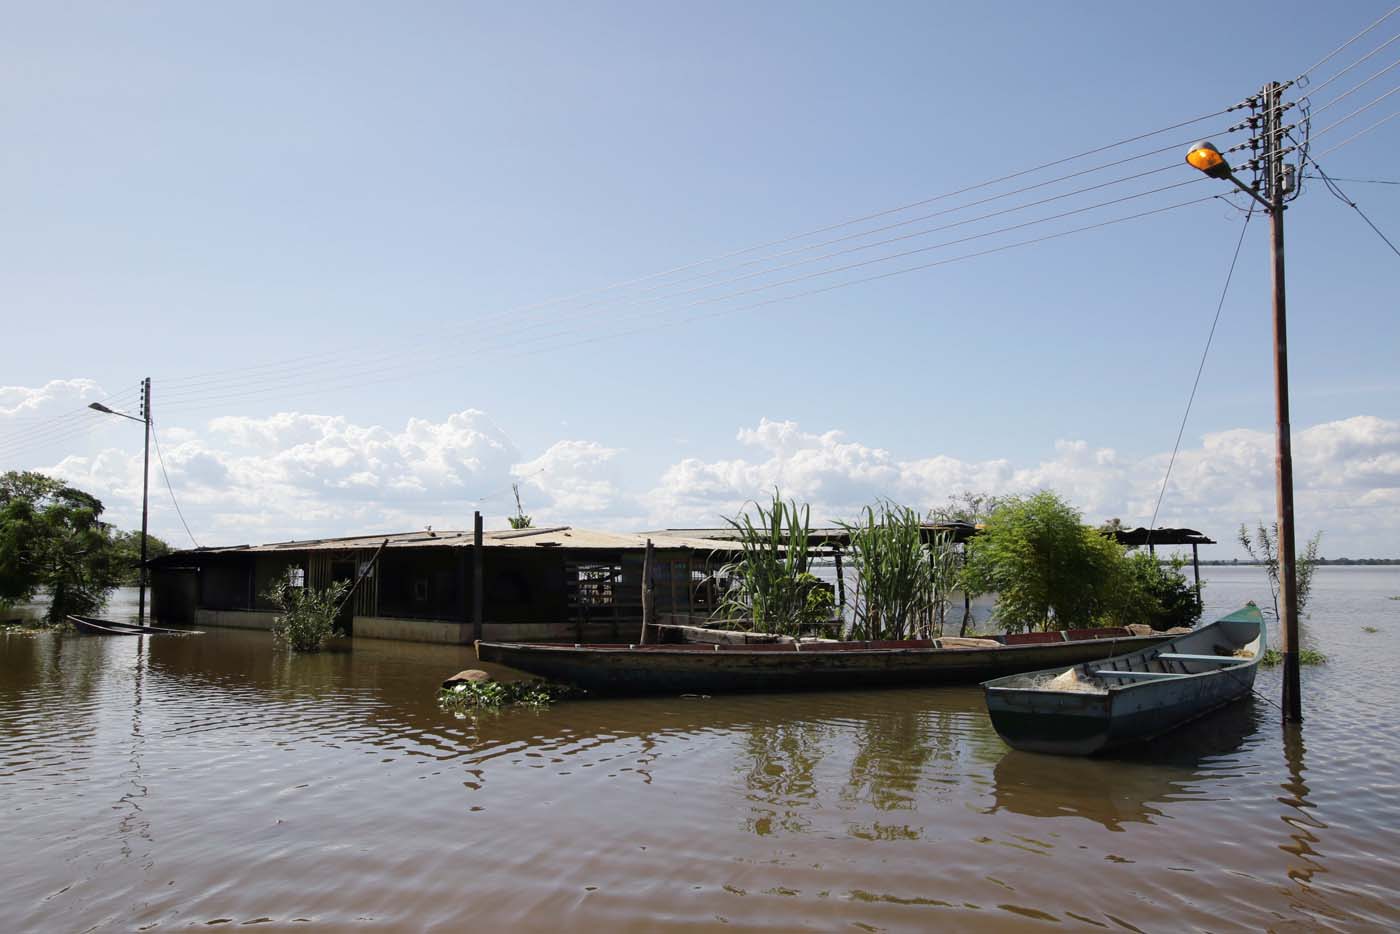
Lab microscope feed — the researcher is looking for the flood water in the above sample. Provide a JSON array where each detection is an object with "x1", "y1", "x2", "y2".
[{"x1": 3, "y1": 567, "x2": 1398, "y2": 931}]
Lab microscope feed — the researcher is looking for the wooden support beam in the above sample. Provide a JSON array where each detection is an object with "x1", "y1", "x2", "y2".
[
  {"x1": 472, "y1": 511, "x2": 484, "y2": 642},
  {"x1": 639, "y1": 539, "x2": 655, "y2": 645}
]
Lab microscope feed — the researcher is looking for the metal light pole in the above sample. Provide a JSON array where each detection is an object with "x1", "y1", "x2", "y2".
[
  {"x1": 1185, "y1": 82, "x2": 1303, "y2": 723},
  {"x1": 89, "y1": 377, "x2": 152, "y2": 625}
]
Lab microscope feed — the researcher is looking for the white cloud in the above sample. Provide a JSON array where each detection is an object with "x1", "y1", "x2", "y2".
[
  {"x1": 7, "y1": 375, "x2": 1394, "y2": 556},
  {"x1": 514, "y1": 440, "x2": 625, "y2": 518},
  {"x1": 0, "y1": 378, "x2": 106, "y2": 418},
  {"x1": 643, "y1": 416, "x2": 1400, "y2": 556}
]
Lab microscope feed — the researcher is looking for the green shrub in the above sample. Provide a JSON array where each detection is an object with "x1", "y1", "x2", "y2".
[
  {"x1": 265, "y1": 571, "x2": 350, "y2": 653},
  {"x1": 1261, "y1": 648, "x2": 1326, "y2": 666},
  {"x1": 1123, "y1": 551, "x2": 1203, "y2": 630},
  {"x1": 961, "y1": 492, "x2": 1134, "y2": 631},
  {"x1": 439, "y1": 679, "x2": 580, "y2": 710}
]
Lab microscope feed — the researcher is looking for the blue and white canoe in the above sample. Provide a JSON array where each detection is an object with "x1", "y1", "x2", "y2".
[{"x1": 982, "y1": 603, "x2": 1266, "y2": 756}]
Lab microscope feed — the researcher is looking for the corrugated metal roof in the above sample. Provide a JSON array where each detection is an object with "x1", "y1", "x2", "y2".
[
  {"x1": 165, "y1": 526, "x2": 745, "y2": 557},
  {"x1": 653, "y1": 520, "x2": 981, "y2": 545}
]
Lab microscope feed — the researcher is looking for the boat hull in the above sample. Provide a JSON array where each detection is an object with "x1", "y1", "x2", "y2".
[
  {"x1": 67, "y1": 615, "x2": 202, "y2": 636},
  {"x1": 982, "y1": 605, "x2": 1265, "y2": 756},
  {"x1": 475, "y1": 633, "x2": 1171, "y2": 695}
]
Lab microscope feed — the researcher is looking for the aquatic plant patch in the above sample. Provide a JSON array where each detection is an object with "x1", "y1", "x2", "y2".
[
  {"x1": 439, "y1": 679, "x2": 582, "y2": 710},
  {"x1": 1261, "y1": 648, "x2": 1327, "y2": 666}
]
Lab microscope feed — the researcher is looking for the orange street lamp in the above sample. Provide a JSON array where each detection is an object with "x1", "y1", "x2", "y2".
[{"x1": 1185, "y1": 141, "x2": 1270, "y2": 208}]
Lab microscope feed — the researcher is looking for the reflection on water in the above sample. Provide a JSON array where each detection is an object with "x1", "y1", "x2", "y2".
[
  {"x1": 990, "y1": 700, "x2": 1262, "y2": 832},
  {"x1": 2, "y1": 570, "x2": 1399, "y2": 931}
]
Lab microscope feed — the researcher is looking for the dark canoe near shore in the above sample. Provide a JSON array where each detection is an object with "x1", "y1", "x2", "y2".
[
  {"x1": 981, "y1": 604, "x2": 1266, "y2": 756},
  {"x1": 474, "y1": 628, "x2": 1173, "y2": 696},
  {"x1": 67, "y1": 615, "x2": 202, "y2": 636}
]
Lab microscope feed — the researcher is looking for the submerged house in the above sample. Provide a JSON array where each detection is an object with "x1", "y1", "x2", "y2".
[{"x1": 149, "y1": 527, "x2": 744, "y2": 644}]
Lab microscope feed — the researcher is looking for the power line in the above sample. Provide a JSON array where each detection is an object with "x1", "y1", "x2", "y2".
[
  {"x1": 151, "y1": 425, "x2": 201, "y2": 548},
  {"x1": 1314, "y1": 83, "x2": 1400, "y2": 136},
  {"x1": 1296, "y1": 4, "x2": 1400, "y2": 83},
  {"x1": 156, "y1": 125, "x2": 1246, "y2": 405},
  {"x1": 1244, "y1": 83, "x2": 1400, "y2": 168},
  {"x1": 1302, "y1": 30, "x2": 1400, "y2": 97},
  {"x1": 1148, "y1": 207, "x2": 1256, "y2": 536},
  {"x1": 1306, "y1": 158, "x2": 1400, "y2": 259},
  {"x1": 154, "y1": 159, "x2": 1231, "y2": 412},
  {"x1": 1304, "y1": 174, "x2": 1400, "y2": 184},
  {"x1": 1308, "y1": 57, "x2": 1400, "y2": 116},
  {"x1": 154, "y1": 180, "x2": 1210, "y2": 414},
  {"x1": 519, "y1": 195, "x2": 1226, "y2": 359},
  {"x1": 0, "y1": 387, "x2": 144, "y2": 457},
  {"x1": 1317, "y1": 109, "x2": 1400, "y2": 156},
  {"x1": 145, "y1": 110, "x2": 1245, "y2": 400}
]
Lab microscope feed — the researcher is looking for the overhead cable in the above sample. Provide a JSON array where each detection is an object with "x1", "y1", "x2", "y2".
[
  {"x1": 151, "y1": 109, "x2": 1241, "y2": 396},
  {"x1": 1296, "y1": 4, "x2": 1400, "y2": 83},
  {"x1": 1317, "y1": 109, "x2": 1400, "y2": 156},
  {"x1": 1307, "y1": 158, "x2": 1400, "y2": 259},
  {"x1": 1148, "y1": 207, "x2": 1255, "y2": 536},
  {"x1": 151, "y1": 425, "x2": 201, "y2": 549},
  {"x1": 155, "y1": 181, "x2": 1208, "y2": 414}
]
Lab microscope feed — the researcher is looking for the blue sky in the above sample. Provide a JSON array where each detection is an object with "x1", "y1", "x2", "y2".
[{"x1": 2, "y1": 1, "x2": 1397, "y2": 556}]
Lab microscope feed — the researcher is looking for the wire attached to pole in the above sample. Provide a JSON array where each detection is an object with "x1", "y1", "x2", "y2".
[
  {"x1": 151, "y1": 424, "x2": 201, "y2": 549},
  {"x1": 1147, "y1": 206, "x2": 1256, "y2": 536}
]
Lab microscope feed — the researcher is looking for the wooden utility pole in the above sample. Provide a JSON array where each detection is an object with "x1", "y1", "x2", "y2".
[
  {"x1": 1262, "y1": 80, "x2": 1303, "y2": 723},
  {"x1": 138, "y1": 377, "x2": 151, "y2": 625}
]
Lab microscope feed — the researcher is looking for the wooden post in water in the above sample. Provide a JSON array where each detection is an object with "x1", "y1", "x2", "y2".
[
  {"x1": 834, "y1": 551, "x2": 846, "y2": 611},
  {"x1": 472, "y1": 511, "x2": 484, "y2": 643},
  {"x1": 639, "y1": 538, "x2": 655, "y2": 644},
  {"x1": 1192, "y1": 542, "x2": 1202, "y2": 601}
]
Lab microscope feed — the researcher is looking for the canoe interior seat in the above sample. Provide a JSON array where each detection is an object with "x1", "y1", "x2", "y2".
[
  {"x1": 869, "y1": 639, "x2": 937, "y2": 650},
  {"x1": 1157, "y1": 653, "x2": 1242, "y2": 664},
  {"x1": 797, "y1": 642, "x2": 871, "y2": 652},
  {"x1": 1004, "y1": 632, "x2": 1066, "y2": 645},
  {"x1": 1092, "y1": 670, "x2": 1188, "y2": 680}
]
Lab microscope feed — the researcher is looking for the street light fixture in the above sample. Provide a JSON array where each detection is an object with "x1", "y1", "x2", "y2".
[
  {"x1": 89, "y1": 381, "x2": 153, "y2": 625},
  {"x1": 1185, "y1": 140, "x2": 1269, "y2": 207}
]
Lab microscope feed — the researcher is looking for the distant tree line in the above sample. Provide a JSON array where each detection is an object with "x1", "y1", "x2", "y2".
[{"x1": 1199, "y1": 557, "x2": 1399, "y2": 566}]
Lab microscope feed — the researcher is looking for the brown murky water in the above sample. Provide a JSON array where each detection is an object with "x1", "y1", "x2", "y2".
[{"x1": 3, "y1": 568, "x2": 1399, "y2": 931}]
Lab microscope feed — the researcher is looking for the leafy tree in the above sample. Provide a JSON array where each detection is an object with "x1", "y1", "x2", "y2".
[
  {"x1": 0, "y1": 471, "x2": 123, "y2": 621},
  {"x1": 961, "y1": 491, "x2": 1135, "y2": 631},
  {"x1": 928, "y1": 491, "x2": 1004, "y2": 525},
  {"x1": 1237, "y1": 522, "x2": 1323, "y2": 617},
  {"x1": 109, "y1": 529, "x2": 172, "y2": 585}
]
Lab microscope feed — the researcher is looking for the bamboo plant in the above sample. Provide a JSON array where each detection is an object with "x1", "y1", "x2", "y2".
[
  {"x1": 840, "y1": 502, "x2": 957, "y2": 640},
  {"x1": 715, "y1": 490, "x2": 833, "y2": 636}
]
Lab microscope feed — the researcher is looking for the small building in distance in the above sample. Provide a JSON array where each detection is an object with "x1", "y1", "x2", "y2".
[{"x1": 149, "y1": 527, "x2": 744, "y2": 644}]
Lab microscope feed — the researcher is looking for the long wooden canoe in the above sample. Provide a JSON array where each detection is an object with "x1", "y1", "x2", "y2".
[
  {"x1": 67, "y1": 615, "x2": 202, "y2": 636},
  {"x1": 981, "y1": 604, "x2": 1265, "y2": 756},
  {"x1": 475, "y1": 627, "x2": 1172, "y2": 695}
]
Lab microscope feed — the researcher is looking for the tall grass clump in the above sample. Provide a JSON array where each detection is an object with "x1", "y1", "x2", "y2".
[
  {"x1": 265, "y1": 570, "x2": 350, "y2": 653},
  {"x1": 716, "y1": 491, "x2": 833, "y2": 636},
  {"x1": 840, "y1": 502, "x2": 956, "y2": 640},
  {"x1": 1238, "y1": 522, "x2": 1323, "y2": 618}
]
